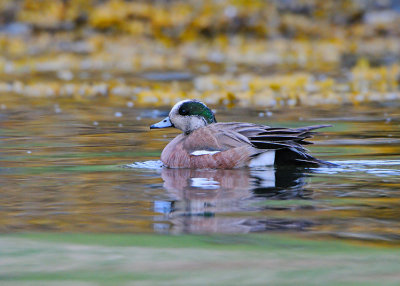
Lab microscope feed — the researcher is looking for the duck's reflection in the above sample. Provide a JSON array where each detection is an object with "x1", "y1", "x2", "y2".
[{"x1": 154, "y1": 167, "x2": 313, "y2": 234}]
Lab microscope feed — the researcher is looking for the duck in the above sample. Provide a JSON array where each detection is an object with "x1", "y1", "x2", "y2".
[{"x1": 150, "y1": 99, "x2": 332, "y2": 169}]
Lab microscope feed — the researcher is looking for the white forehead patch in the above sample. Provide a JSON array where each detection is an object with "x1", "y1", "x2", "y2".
[{"x1": 169, "y1": 99, "x2": 192, "y2": 116}]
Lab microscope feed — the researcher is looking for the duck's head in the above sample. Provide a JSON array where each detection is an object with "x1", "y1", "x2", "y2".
[{"x1": 150, "y1": 99, "x2": 217, "y2": 134}]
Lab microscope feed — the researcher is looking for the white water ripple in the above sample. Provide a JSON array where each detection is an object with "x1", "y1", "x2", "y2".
[
  {"x1": 315, "y1": 160, "x2": 400, "y2": 177},
  {"x1": 125, "y1": 160, "x2": 164, "y2": 169}
]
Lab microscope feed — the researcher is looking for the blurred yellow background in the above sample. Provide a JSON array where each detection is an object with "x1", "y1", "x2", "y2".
[{"x1": 0, "y1": 0, "x2": 399, "y2": 107}]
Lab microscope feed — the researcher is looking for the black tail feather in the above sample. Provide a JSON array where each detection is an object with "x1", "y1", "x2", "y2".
[{"x1": 248, "y1": 125, "x2": 333, "y2": 167}]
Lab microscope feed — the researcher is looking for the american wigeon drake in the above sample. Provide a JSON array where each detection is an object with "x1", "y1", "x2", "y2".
[{"x1": 150, "y1": 99, "x2": 332, "y2": 169}]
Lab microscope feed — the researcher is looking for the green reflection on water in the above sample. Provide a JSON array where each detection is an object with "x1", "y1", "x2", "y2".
[{"x1": 2, "y1": 233, "x2": 400, "y2": 285}]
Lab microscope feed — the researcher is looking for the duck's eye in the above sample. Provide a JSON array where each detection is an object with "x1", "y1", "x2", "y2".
[{"x1": 179, "y1": 108, "x2": 189, "y2": 116}]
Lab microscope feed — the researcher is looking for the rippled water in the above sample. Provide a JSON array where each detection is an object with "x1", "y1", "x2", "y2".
[{"x1": 1, "y1": 97, "x2": 399, "y2": 243}]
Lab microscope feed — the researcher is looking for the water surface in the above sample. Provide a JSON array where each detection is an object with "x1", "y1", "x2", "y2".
[{"x1": 1, "y1": 97, "x2": 399, "y2": 243}]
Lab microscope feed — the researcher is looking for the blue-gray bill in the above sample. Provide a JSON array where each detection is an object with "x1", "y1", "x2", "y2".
[{"x1": 150, "y1": 117, "x2": 174, "y2": 129}]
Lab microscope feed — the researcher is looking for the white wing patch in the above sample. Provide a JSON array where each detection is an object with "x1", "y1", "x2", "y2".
[{"x1": 191, "y1": 150, "x2": 221, "y2": 156}]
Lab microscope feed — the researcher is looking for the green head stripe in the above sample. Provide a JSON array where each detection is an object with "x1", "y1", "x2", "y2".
[{"x1": 178, "y1": 101, "x2": 216, "y2": 124}]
